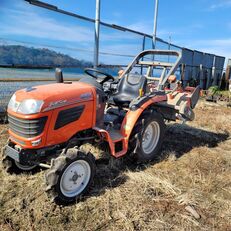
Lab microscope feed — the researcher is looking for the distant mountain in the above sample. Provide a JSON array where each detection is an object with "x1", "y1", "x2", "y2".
[{"x1": 0, "y1": 45, "x2": 92, "y2": 67}]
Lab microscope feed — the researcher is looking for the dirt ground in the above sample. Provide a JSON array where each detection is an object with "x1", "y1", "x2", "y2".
[{"x1": 0, "y1": 100, "x2": 230, "y2": 231}]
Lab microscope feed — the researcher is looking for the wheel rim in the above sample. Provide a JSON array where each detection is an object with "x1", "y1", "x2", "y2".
[
  {"x1": 142, "y1": 121, "x2": 160, "y2": 155},
  {"x1": 60, "y1": 160, "x2": 91, "y2": 198},
  {"x1": 14, "y1": 161, "x2": 36, "y2": 171}
]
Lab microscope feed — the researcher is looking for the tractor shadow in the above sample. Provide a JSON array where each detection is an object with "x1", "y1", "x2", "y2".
[
  {"x1": 161, "y1": 123, "x2": 229, "y2": 159},
  {"x1": 89, "y1": 124, "x2": 229, "y2": 199}
]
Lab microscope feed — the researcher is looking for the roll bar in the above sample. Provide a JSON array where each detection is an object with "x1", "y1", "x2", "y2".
[{"x1": 120, "y1": 50, "x2": 182, "y2": 90}]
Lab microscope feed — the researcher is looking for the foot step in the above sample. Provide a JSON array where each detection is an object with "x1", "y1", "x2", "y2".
[{"x1": 108, "y1": 129, "x2": 123, "y2": 141}]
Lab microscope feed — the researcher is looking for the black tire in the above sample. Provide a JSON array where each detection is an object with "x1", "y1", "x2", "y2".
[
  {"x1": 2, "y1": 156, "x2": 15, "y2": 173},
  {"x1": 2, "y1": 156, "x2": 37, "y2": 174},
  {"x1": 45, "y1": 148, "x2": 95, "y2": 204},
  {"x1": 129, "y1": 110, "x2": 165, "y2": 163}
]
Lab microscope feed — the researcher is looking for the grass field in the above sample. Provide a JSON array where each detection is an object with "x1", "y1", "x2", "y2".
[{"x1": 0, "y1": 100, "x2": 230, "y2": 231}]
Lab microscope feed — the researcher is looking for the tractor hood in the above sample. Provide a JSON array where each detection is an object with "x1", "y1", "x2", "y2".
[{"x1": 10, "y1": 82, "x2": 95, "y2": 114}]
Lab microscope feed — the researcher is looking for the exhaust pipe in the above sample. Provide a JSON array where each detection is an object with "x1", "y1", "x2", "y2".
[{"x1": 55, "y1": 68, "x2": 64, "y2": 83}]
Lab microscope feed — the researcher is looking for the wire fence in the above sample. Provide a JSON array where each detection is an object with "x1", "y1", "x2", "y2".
[{"x1": 0, "y1": 1, "x2": 227, "y2": 115}]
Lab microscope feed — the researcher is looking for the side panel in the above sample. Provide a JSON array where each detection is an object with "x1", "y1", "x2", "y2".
[
  {"x1": 182, "y1": 48, "x2": 193, "y2": 86},
  {"x1": 192, "y1": 50, "x2": 203, "y2": 81},
  {"x1": 213, "y1": 56, "x2": 225, "y2": 86},
  {"x1": 45, "y1": 100, "x2": 94, "y2": 146}
]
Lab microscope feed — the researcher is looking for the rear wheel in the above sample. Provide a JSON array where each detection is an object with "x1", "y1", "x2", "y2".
[
  {"x1": 45, "y1": 148, "x2": 95, "y2": 204},
  {"x1": 129, "y1": 110, "x2": 165, "y2": 163}
]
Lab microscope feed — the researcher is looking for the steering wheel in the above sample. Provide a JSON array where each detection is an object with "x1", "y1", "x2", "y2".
[{"x1": 84, "y1": 68, "x2": 115, "y2": 84}]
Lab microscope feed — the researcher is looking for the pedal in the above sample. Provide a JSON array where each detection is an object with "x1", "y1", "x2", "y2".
[{"x1": 176, "y1": 113, "x2": 186, "y2": 124}]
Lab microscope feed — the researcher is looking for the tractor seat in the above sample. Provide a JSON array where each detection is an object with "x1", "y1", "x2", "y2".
[{"x1": 112, "y1": 74, "x2": 147, "y2": 107}]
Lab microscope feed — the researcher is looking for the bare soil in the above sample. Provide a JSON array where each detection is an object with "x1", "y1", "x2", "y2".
[{"x1": 0, "y1": 100, "x2": 231, "y2": 231}]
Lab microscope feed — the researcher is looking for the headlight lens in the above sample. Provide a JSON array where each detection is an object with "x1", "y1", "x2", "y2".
[
  {"x1": 17, "y1": 99, "x2": 44, "y2": 114},
  {"x1": 8, "y1": 94, "x2": 44, "y2": 115},
  {"x1": 8, "y1": 94, "x2": 20, "y2": 112}
]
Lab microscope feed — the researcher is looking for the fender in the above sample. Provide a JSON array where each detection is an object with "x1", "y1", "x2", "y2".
[{"x1": 120, "y1": 94, "x2": 167, "y2": 152}]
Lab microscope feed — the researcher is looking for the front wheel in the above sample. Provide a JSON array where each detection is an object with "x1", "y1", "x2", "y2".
[
  {"x1": 14, "y1": 160, "x2": 37, "y2": 171},
  {"x1": 2, "y1": 156, "x2": 37, "y2": 173},
  {"x1": 45, "y1": 148, "x2": 95, "y2": 204},
  {"x1": 129, "y1": 110, "x2": 165, "y2": 163}
]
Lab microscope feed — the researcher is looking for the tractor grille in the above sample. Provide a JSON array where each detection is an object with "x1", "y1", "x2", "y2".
[{"x1": 8, "y1": 114, "x2": 47, "y2": 138}]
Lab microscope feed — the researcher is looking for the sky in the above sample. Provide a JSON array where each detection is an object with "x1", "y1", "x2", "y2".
[{"x1": 0, "y1": 0, "x2": 231, "y2": 64}]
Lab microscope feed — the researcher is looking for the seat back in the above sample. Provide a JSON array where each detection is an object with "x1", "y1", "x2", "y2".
[{"x1": 117, "y1": 74, "x2": 147, "y2": 98}]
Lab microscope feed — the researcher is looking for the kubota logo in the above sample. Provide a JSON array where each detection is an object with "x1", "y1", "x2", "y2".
[{"x1": 49, "y1": 100, "x2": 67, "y2": 107}]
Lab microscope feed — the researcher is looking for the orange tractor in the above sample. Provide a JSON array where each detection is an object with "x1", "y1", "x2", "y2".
[{"x1": 2, "y1": 50, "x2": 200, "y2": 203}]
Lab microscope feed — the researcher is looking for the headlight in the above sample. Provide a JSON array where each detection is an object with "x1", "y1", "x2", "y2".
[
  {"x1": 8, "y1": 94, "x2": 20, "y2": 112},
  {"x1": 8, "y1": 94, "x2": 44, "y2": 115},
  {"x1": 17, "y1": 99, "x2": 44, "y2": 115}
]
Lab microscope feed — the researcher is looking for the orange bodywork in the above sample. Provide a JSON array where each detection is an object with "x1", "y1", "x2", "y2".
[
  {"x1": 8, "y1": 82, "x2": 97, "y2": 149},
  {"x1": 8, "y1": 81, "x2": 167, "y2": 158},
  {"x1": 121, "y1": 95, "x2": 167, "y2": 138},
  {"x1": 94, "y1": 94, "x2": 167, "y2": 158},
  {"x1": 120, "y1": 95, "x2": 167, "y2": 156}
]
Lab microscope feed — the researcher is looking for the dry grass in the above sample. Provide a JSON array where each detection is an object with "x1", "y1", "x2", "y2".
[{"x1": 0, "y1": 100, "x2": 231, "y2": 231}]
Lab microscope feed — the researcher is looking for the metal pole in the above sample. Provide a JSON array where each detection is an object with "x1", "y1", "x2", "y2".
[
  {"x1": 141, "y1": 36, "x2": 146, "y2": 75},
  {"x1": 94, "y1": 0, "x2": 100, "y2": 68},
  {"x1": 168, "y1": 35, "x2": 171, "y2": 62},
  {"x1": 152, "y1": 0, "x2": 159, "y2": 49}
]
